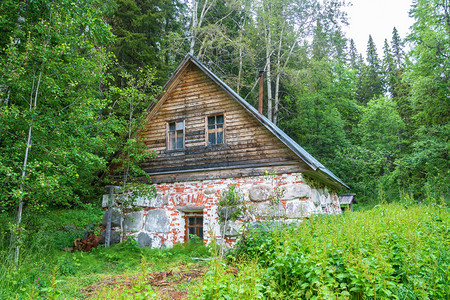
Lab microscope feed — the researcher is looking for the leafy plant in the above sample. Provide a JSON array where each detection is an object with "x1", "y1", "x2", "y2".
[
  {"x1": 218, "y1": 184, "x2": 244, "y2": 222},
  {"x1": 197, "y1": 202, "x2": 450, "y2": 299}
]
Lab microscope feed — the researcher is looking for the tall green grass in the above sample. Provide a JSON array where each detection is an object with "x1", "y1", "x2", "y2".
[
  {"x1": 196, "y1": 203, "x2": 450, "y2": 299},
  {"x1": 0, "y1": 207, "x2": 210, "y2": 299}
]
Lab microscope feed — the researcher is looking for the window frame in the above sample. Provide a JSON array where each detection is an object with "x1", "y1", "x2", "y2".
[
  {"x1": 205, "y1": 113, "x2": 226, "y2": 146},
  {"x1": 166, "y1": 119, "x2": 185, "y2": 151},
  {"x1": 184, "y1": 213, "x2": 204, "y2": 242}
]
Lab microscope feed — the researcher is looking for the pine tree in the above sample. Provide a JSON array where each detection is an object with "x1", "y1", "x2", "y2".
[{"x1": 312, "y1": 20, "x2": 328, "y2": 60}]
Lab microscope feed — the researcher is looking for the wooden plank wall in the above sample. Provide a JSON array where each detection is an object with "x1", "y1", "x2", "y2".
[{"x1": 140, "y1": 63, "x2": 309, "y2": 181}]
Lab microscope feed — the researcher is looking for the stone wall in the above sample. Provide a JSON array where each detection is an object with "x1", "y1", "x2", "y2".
[{"x1": 102, "y1": 173, "x2": 341, "y2": 248}]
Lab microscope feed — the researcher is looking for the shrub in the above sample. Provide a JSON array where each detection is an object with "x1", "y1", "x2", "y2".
[{"x1": 196, "y1": 203, "x2": 450, "y2": 299}]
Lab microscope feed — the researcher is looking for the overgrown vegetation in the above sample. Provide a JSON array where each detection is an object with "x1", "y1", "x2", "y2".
[
  {"x1": 0, "y1": 201, "x2": 448, "y2": 299},
  {"x1": 0, "y1": 0, "x2": 448, "y2": 297},
  {"x1": 0, "y1": 207, "x2": 210, "y2": 299},
  {"x1": 195, "y1": 202, "x2": 450, "y2": 299}
]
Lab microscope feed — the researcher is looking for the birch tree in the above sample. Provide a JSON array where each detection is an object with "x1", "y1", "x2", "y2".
[
  {"x1": 188, "y1": 0, "x2": 218, "y2": 55},
  {"x1": 0, "y1": 0, "x2": 115, "y2": 264},
  {"x1": 255, "y1": 0, "x2": 347, "y2": 124}
]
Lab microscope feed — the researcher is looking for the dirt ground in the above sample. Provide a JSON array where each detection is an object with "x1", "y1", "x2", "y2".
[{"x1": 82, "y1": 265, "x2": 207, "y2": 299}]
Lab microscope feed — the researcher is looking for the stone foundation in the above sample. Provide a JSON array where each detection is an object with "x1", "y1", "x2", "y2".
[{"x1": 102, "y1": 173, "x2": 341, "y2": 248}]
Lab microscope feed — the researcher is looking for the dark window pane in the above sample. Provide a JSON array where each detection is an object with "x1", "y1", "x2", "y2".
[
  {"x1": 169, "y1": 122, "x2": 175, "y2": 131},
  {"x1": 198, "y1": 228, "x2": 203, "y2": 239},
  {"x1": 216, "y1": 115, "x2": 224, "y2": 124},
  {"x1": 189, "y1": 217, "x2": 195, "y2": 225},
  {"x1": 177, "y1": 135, "x2": 183, "y2": 149},
  {"x1": 217, "y1": 131, "x2": 223, "y2": 144},
  {"x1": 209, "y1": 132, "x2": 216, "y2": 144},
  {"x1": 197, "y1": 217, "x2": 203, "y2": 225},
  {"x1": 208, "y1": 116, "x2": 215, "y2": 125},
  {"x1": 189, "y1": 227, "x2": 195, "y2": 235}
]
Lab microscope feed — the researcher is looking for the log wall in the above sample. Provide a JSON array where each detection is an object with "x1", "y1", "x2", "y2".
[{"x1": 140, "y1": 63, "x2": 309, "y2": 181}]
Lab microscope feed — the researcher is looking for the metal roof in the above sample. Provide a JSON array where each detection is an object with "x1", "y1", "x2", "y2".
[
  {"x1": 339, "y1": 194, "x2": 357, "y2": 205},
  {"x1": 152, "y1": 54, "x2": 349, "y2": 189}
]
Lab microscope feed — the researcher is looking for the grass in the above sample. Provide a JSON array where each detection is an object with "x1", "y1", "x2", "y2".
[
  {"x1": 0, "y1": 206, "x2": 210, "y2": 299},
  {"x1": 195, "y1": 202, "x2": 450, "y2": 299},
  {"x1": 0, "y1": 201, "x2": 448, "y2": 299},
  {"x1": 0, "y1": 238, "x2": 210, "y2": 299}
]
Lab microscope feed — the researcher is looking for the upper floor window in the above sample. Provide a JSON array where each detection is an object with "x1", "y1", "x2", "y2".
[
  {"x1": 167, "y1": 120, "x2": 184, "y2": 150},
  {"x1": 207, "y1": 114, "x2": 224, "y2": 145}
]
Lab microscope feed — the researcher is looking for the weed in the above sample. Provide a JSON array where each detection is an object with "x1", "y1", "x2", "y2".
[{"x1": 195, "y1": 202, "x2": 450, "y2": 299}]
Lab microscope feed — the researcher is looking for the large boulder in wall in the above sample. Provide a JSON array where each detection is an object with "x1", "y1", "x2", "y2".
[
  {"x1": 102, "y1": 209, "x2": 122, "y2": 227},
  {"x1": 137, "y1": 232, "x2": 162, "y2": 248},
  {"x1": 123, "y1": 211, "x2": 145, "y2": 232},
  {"x1": 144, "y1": 209, "x2": 170, "y2": 233},
  {"x1": 281, "y1": 183, "x2": 311, "y2": 200}
]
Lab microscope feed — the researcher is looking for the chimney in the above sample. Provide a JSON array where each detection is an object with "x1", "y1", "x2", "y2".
[{"x1": 258, "y1": 70, "x2": 264, "y2": 114}]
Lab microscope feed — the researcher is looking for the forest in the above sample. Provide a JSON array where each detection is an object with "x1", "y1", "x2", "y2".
[{"x1": 0, "y1": 0, "x2": 448, "y2": 298}]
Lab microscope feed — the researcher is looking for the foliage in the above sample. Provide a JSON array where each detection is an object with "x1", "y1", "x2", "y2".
[
  {"x1": 0, "y1": 207, "x2": 210, "y2": 299},
  {"x1": 400, "y1": 0, "x2": 450, "y2": 200},
  {"x1": 0, "y1": 1, "x2": 448, "y2": 297},
  {"x1": 103, "y1": 68, "x2": 159, "y2": 208},
  {"x1": 217, "y1": 184, "x2": 244, "y2": 222},
  {"x1": 106, "y1": 0, "x2": 186, "y2": 85},
  {"x1": 0, "y1": 0, "x2": 116, "y2": 212},
  {"x1": 193, "y1": 258, "x2": 264, "y2": 299},
  {"x1": 196, "y1": 202, "x2": 450, "y2": 299}
]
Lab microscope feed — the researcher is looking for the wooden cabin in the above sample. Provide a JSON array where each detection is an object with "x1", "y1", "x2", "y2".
[{"x1": 102, "y1": 54, "x2": 349, "y2": 248}]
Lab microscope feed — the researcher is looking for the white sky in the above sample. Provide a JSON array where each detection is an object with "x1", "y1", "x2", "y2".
[{"x1": 343, "y1": 0, "x2": 415, "y2": 57}]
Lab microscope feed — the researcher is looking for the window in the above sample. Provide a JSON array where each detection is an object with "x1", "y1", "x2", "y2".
[
  {"x1": 206, "y1": 114, "x2": 224, "y2": 145},
  {"x1": 167, "y1": 120, "x2": 184, "y2": 150},
  {"x1": 185, "y1": 214, "x2": 203, "y2": 242}
]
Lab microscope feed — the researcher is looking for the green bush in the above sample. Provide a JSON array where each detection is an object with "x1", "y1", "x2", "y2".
[{"x1": 197, "y1": 203, "x2": 450, "y2": 299}]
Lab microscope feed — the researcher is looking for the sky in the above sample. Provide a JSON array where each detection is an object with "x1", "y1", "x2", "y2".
[{"x1": 343, "y1": 0, "x2": 415, "y2": 57}]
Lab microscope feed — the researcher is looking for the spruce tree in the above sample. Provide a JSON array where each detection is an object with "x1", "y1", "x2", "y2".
[
  {"x1": 391, "y1": 27, "x2": 404, "y2": 69},
  {"x1": 382, "y1": 38, "x2": 395, "y2": 97},
  {"x1": 361, "y1": 35, "x2": 383, "y2": 102},
  {"x1": 348, "y1": 39, "x2": 359, "y2": 71},
  {"x1": 107, "y1": 0, "x2": 185, "y2": 85},
  {"x1": 389, "y1": 28, "x2": 410, "y2": 122}
]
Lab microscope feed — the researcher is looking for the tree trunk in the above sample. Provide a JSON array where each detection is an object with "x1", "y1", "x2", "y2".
[
  {"x1": 189, "y1": 0, "x2": 215, "y2": 56},
  {"x1": 265, "y1": 25, "x2": 273, "y2": 122},
  {"x1": 273, "y1": 72, "x2": 281, "y2": 125},
  {"x1": 237, "y1": 31, "x2": 243, "y2": 94},
  {"x1": 273, "y1": 25, "x2": 284, "y2": 125},
  {"x1": 105, "y1": 186, "x2": 114, "y2": 248},
  {"x1": 11, "y1": 70, "x2": 42, "y2": 266},
  {"x1": 189, "y1": 0, "x2": 198, "y2": 54}
]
